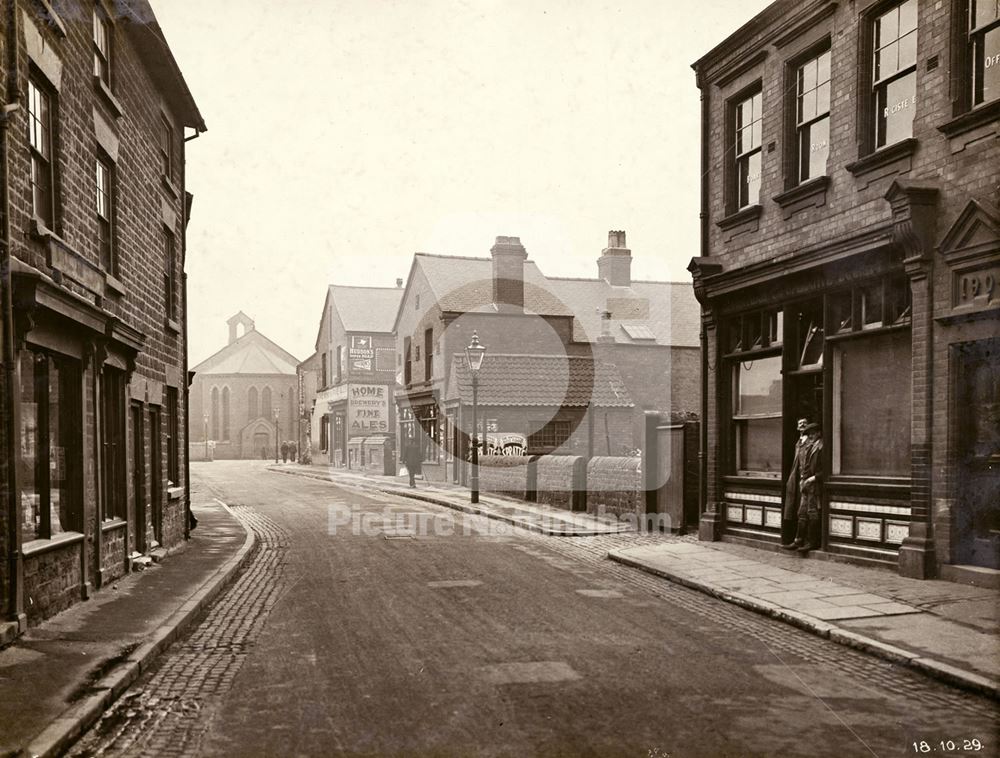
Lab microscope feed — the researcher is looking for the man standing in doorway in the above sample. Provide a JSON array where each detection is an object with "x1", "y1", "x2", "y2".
[{"x1": 782, "y1": 419, "x2": 823, "y2": 553}]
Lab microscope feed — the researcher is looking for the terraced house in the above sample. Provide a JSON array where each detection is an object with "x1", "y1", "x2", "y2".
[
  {"x1": 689, "y1": 0, "x2": 999, "y2": 579},
  {"x1": 0, "y1": 0, "x2": 204, "y2": 636}
]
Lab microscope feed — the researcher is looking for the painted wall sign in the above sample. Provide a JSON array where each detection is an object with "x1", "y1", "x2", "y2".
[
  {"x1": 484, "y1": 433, "x2": 526, "y2": 456},
  {"x1": 348, "y1": 383, "x2": 390, "y2": 434}
]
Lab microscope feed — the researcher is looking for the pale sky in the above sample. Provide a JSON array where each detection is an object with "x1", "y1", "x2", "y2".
[{"x1": 150, "y1": 0, "x2": 772, "y2": 366}]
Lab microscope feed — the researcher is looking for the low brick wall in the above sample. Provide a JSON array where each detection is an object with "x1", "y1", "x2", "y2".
[
  {"x1": 477, "y1": 456, "x2": 532, "y2": 500},
  {"x1": 586, "y1": 456, "x2": 643, "y2": 518},
  {"x1": 535, "y1": 455, "x2": 586, "y2": 511}
]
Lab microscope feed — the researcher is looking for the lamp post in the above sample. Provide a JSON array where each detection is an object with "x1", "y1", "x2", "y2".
[
  {"x1": 465, "y1": 331, "x2": 486, "y2": 504},
  {"x1": 273, "y1": 407, "x2": 280, "y2": 464},
  {"x1": 203, "y1": 414, "x2": 209, "y2": 461}
]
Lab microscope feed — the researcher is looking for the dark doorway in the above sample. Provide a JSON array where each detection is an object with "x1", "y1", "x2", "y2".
[{"x1": 954, "y1": 338, "x2": 1000, "y2": 569}]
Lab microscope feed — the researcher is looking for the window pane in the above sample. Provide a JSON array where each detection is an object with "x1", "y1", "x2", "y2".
[
  {"x1": 816, "y1": 80, "x2": 831, "y2": 114},
  {"x1": 862, "y1": 282, "x2": 884, "y2": 328},
  {"x1": 974, "y1": 27, "x2": 1000, "y2": 105},
  {"x1": 835, "y1": 331, "x2": 911, "y2": 476},
  {"x1": 878, "y1": 71, "x2": 916, "y2": 146},
  {"x1": 800, "y1": 89, "x2": 817, "y2": 122},
  {"x1": 898, "y1": 0, "x2": 917, "y2": 35},
  {"x1": 898, "y1": 28, "x2": 917, "y2": 68},
  {"x1": 817, "y1": 50, "x2": 831, "y2": 86},
  {"x1": 735, "y1": 356, "x2": 782, "y2": 416},
  {"x1": 48, "y1": 359, "x2": 69, "y2": 536},
  {"x1": 972, "y1": 0, "x2": 1000, "y2": 29},
  {"x1": 877, "y1": 5, "x2": 899, "y2": 46},
  {"x1": 807, "y1": 116, "x2": 830, "y2": 179},
  {"x1": 876, "y1": 41, "x2": 899, "y2": 80},
  {"x1": 802, "y1": 58, "x2": 817, "y2": 91},
  {"x1": 19, "y1": 352, "x2": 39, "y2": 542},
  {"x1": 737, "y1": 417, "x2": 783, "y2": 475}
]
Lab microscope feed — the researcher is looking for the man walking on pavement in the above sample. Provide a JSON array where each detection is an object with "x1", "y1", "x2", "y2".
[
  {"x1": 782, "y1": 418, "x2": 823, "y2": 553},
  {"x1": 403, "y1": 440, "x2": 421, "y2": 488}
]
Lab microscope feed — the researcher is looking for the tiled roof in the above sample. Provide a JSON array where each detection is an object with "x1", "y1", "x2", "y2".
[
  {"x1": 547, "y1": 278, "x2": 701, "y2": 348},
  {"x1": 330, "y1": 285, "x2": 404, "y2": 333},
  {"x1": 415, "y1": 255, "x2": 574, "y2": 316},
  {"x1": 449, "y1": 354, "x2": 633, "y2": 408}
]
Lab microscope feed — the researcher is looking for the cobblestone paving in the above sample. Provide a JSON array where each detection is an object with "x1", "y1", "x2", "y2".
[{"x1": 69, "y1": 507, "x2": 290, "y2": 758}]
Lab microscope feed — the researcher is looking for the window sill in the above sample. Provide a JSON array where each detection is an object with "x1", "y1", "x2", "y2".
[
  {"x1": 167, "y1": 486, "x2": 184, "y2": 501},
  {"x1": 938, "y1": 100, "x2": 1000, "y2": 139},
  {"x1": 166, "y1": 318, "x2": 181, "y2": 334},
  {"x1": 31, "y1": 219, "x2": 107, "y2": 297},
  {"x1": 94, "y1": 77, "x2": 124, "y2": 119},
  {"x1": 845, "y1": 138, "x2": 917, "y2": 179},
  {"x1": 773, "y1": 175, "x2": 829, "y2": 218},
  {"x1": 106, "y1": 273, "x2": 126, "y2": 296},
  {"x1": 23, "y1": 531, "x2": 84, "y2": 557},
  {"x1": 101, "y1": 518, "x2": 127, "y2": 532},
  {"x1": 716, "y1": 204, "x2": 763, "y2": 242},
  {"x1": 161, "y1": 175, "x2": 180, "y2": 200}
]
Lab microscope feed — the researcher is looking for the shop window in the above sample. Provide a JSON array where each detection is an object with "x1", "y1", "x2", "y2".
[
  {"x1": 794, "y1": 301, "x2": 825, "y2": 370},
  {"x1": 101, "y1": 367, "x2": 127, "y2": 520},
  {"x1": 727, "y1": 308, "x2": 783, "y2": 354},
  {"x1": 19, "y1": 350, "x2": 82, "y2": 542},
  {"x1": 733, "y1": 88, "x2": 763, "y2": 210},
  {"x1": 796, "y1": 48, "x2": 831, "y2": 182},
  {"x1": 873, "y1": 0, "x2": 918, "y2": 149},
  {"x1": 731, "y1": 356, "x2": 783, "y2": 477},
  {"x1": 829, "y1": 290, "x2": 854, "y2": 333},
  {"x1": 833, "y1": 330, "x2": 911, "y2": 476},
  {"x1": 826, "y1": 276, "x2": 911, "y2": 339},
  {"x1": 970, "y1": 0, "x2": 1000, "y2": 106}
]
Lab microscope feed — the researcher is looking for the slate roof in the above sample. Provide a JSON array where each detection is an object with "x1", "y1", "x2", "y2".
[
  {"x1": 415, "y1": 255, "x2": 574, "y2": 317},
  {"x1": 329, "y1": 285, "x2": 404, "y2": 333},
  {"x1": 546, "y1": 278, "x2": 701, "y2": 348},
  {"x1": 192, "y1": 330, "x2": 299, "y2": 376},
  {"x1": 449, "y1": 354, "x2": 634, "y2": 408}
]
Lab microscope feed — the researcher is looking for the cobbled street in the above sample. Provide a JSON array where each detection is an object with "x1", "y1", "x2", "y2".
[{"x1": 71, "y1": 462, "x2": 998, "y2": 758}]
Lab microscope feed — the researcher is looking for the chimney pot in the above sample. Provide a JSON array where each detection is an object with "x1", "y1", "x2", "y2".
[
  {"x1": 396, "y1": 277, "x2": 403, "y2": 288},
  {"x1": 598, "y1": 230, "x2": 632, "y2": 287}
]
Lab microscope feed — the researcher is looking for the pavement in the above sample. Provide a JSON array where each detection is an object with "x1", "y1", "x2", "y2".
[
  {"x1": 0, "y1": 496, "x2": 253, "y2": 758},
  {"x1": 273, "y1": 462, "x2": 1000, "y2": 701}
]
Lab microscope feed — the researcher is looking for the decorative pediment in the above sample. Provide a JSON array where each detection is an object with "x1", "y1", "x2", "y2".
[{"x1": 938, "y1": 199, "x2": 1000, "y2": 264}]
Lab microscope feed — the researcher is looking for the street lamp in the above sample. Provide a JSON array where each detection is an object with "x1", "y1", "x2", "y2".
[
  {"x1": 203, "y1": 414, "x2": 209, "y2": 461},
  {"x1": 465, "y1": 331, "x2": 487, "y2": 504},
  {"x1": 273, "y1": 406, "x2": 280, "y2": 464}
]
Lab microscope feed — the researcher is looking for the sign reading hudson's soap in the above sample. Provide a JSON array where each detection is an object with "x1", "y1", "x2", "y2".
[{"x1": 348, "y1": 384, "x2": 389, "y2": 434}]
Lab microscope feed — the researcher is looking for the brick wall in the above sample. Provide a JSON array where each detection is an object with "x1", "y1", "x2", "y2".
[
  {"x1": 24, "y1": 543, "x2": 83, "y2": 622},
  {"x1": 477, "y1": 455, "x2": 532, "y2": 499},
  {"x1": 534, "y1": 455, "x2": 586, "y2": 511},
  {"x1": 1, "y1": 0, "x2": 202, "y2": 623},
  {"x1": 586, "y1": 456, "x2": 643, "y2": 519}
]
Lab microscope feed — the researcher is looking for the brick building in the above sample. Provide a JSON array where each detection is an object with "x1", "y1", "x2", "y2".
[
  {"x1": 689, "y1": 0, "x2": 999, "y2": 579},
  {"x1": 0, "y1": 0, "x2": 204, "y2": 633},
  {"x1": 394, "y1": 232, "x2": 700, "y2": 485},
  {"x1": 302, "y1": 284, "x2": 403, "y2": 472},
  {"x1": 189, "y1": 313, "x2": 299, "y2": 460}
]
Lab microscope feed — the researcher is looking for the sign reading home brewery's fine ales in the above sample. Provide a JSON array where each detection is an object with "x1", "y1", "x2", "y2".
[{"x1": 348, "y1": 384, "x2": 389, "y2": 434}]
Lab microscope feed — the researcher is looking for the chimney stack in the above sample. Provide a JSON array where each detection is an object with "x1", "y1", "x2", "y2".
[
  {"x1": 491, "y1": 236, "x2": 527, "y2": 310},
  {"x1": 598, "y1": 230, "x2": 632, "y2": 287}
]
